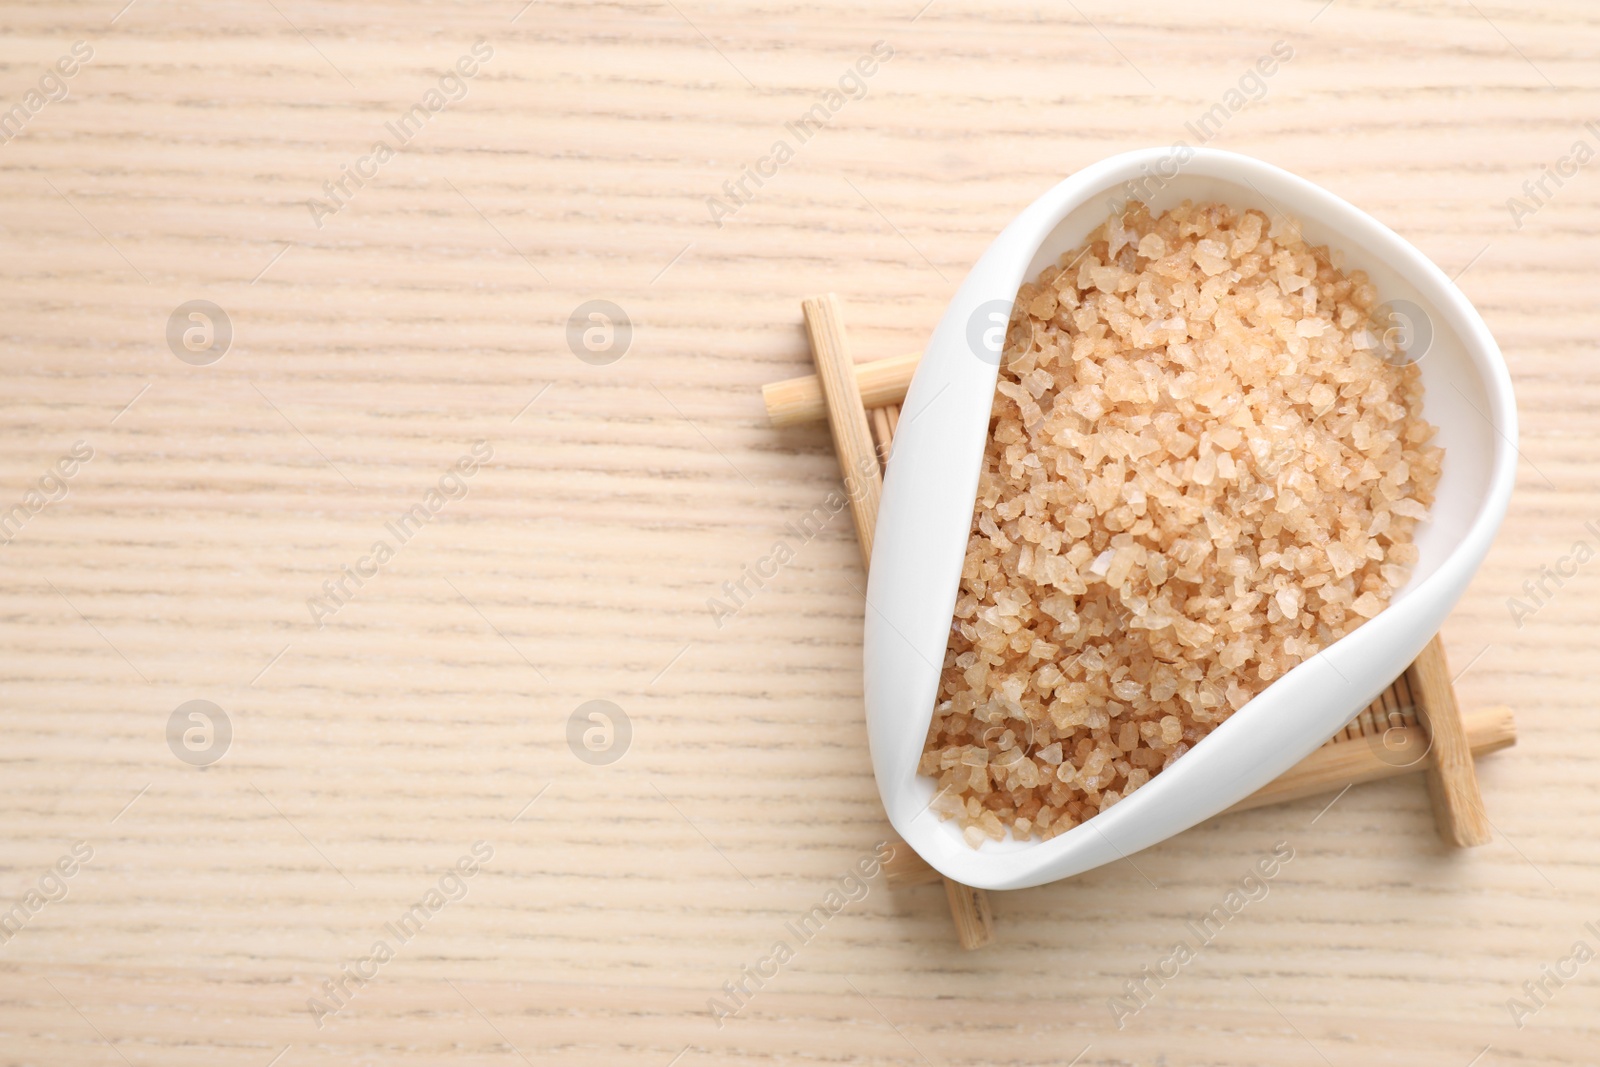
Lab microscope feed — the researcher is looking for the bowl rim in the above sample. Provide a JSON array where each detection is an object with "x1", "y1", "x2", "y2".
[{"x1": 864, "y1": 146, "x2": 1518, "y2": 890}]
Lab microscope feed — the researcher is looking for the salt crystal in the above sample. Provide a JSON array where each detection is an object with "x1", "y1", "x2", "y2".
[
  {"x1": 1105, "y1": 547, "x2": 1136, "y2": 587},
  {"x1": 1326, "y1": 542, "x2": 1358, "y2": 577},
  {"x1": 1351, "y1": 592, "x2": 1384, "y2": 617},
  {"x1": 1117, "y1": 721, "x2": 1139, "y2": 750},
  {"x1": 1380, "y1": 562, "x2": 1410, "y2": 589}
]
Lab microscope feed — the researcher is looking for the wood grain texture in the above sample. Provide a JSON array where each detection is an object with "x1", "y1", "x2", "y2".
[{"x1": 1, "y1": 0, "x2": 1597, "y2": 1063}]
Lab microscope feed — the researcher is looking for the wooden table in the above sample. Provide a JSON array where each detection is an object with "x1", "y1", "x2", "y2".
[{"x1": 1, "y1": 1, "x2": 1594, "y2": 1063}]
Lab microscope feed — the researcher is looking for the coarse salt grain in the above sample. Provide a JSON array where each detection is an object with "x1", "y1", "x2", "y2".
[{"x1": 917, "y1": 200, "x2": 1442, "y2": 847}]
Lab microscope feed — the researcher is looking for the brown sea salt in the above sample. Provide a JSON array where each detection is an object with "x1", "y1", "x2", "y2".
[{"x1": 918, "y1": 200, "x2": 1442, "y2": 846}]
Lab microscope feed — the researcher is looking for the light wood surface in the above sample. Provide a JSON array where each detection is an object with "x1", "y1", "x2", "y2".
[{"x1": 2, "y1": 2, "x2": 1598, "y2": 1064}]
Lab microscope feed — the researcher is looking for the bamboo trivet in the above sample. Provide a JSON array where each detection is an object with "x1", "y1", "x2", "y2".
[{"x1": 772, "y1": 294, "x2": 1516, "y2": 949}]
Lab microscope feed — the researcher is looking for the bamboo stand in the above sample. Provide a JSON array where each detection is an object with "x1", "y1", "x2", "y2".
[{"x1": 769, "y1": 294, "x2": 1515, "y2": 949}]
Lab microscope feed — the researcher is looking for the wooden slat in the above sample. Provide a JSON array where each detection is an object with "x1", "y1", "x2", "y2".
[
  {"x1": 1409, "y1": 636, "x2": 1494, "y2": 847},
  {"x1": 943, "y1": 877, "x2": 996, "y2": 950},
  {"x1": 869, "y1": 406, "x2": 893, "y2": 467},
  {"x1": 802, "y1": 295, "x2": 884, "y2": 571},
  {"x1": 763, "y1": 351, "x2": 920, "y2": 426}
]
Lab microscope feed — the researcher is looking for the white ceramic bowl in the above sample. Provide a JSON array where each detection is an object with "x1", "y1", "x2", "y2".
[{"x1": 864, "y1": 147, "x2": 1517, "y2": 891}]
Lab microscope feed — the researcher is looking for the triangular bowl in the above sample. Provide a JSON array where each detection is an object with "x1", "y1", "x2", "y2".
[{"x1": 864, "y1": 147, "x2": 1517, "y2": 891}]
